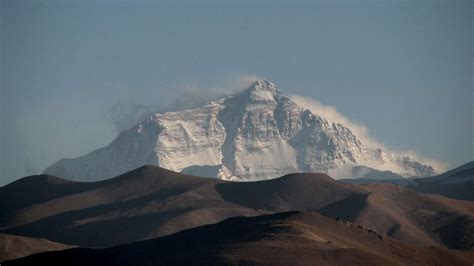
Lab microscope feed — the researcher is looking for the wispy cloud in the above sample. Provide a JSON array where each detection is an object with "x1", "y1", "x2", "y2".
[
  {"x1": 107, "y1": 74, "x2": 262, "y2": 133},
  {"x1": 290, "y1": 95, "x2": 447, "y2": 172}
]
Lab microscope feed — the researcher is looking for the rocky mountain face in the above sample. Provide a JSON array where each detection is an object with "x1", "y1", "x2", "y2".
[{"x1": 44, "y1": 80, "x2": 437, "y2": 181}]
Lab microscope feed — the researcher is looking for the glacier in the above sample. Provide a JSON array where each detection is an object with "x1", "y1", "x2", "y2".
[{"x1": 44, "y1": 80, "x2": 438, "y2": 181}]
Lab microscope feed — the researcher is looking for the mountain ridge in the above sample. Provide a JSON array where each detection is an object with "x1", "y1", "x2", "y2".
[
  {"x1": 2, "y1": 165, "x2": 473, "y2": 250},
  {"x1": 44, "y1": 80, "x2": 438, "y2": 181}
]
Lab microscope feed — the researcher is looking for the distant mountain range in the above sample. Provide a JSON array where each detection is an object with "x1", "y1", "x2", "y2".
[{"x1": 44, "y1": 80, "x2": 438, "y2": 181}]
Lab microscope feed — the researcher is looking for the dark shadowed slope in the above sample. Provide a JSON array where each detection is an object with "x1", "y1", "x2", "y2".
[
  {"x1": 407, "y1": 161, "x2": 474, "y2": 201},
  {"x1": 342, "y1": 161, "x2": 474, "y2": 201},
  {"x1": 2, "y1": 166, "x2": 473, "y2": 251},
  {"x1": 0, "y1": 233, "x2": 74, "y2": 262},
  {"x1": 436, "y1": 161, "x2": 474, "y2": 180},
  {"x1": 4, "y1": 212, "x2": 474, "y2": 266}
]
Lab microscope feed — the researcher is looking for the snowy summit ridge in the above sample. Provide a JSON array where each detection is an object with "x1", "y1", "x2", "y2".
[{"x1": 44, "y1": 80, "x2": 438, "y2": 181}]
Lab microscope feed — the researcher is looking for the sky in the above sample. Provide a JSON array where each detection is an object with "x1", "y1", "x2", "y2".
[{"x1": 1, "y1": 0, "x2": 472, "y2": 185}]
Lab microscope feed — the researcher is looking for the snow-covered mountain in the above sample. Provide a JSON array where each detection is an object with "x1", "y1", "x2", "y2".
[{"x1": 44, "y1": 80, "x2": 438, "y2": 181}]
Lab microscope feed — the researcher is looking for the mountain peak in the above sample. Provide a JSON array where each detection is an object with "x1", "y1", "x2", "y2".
[
  {"x1": 251, "y1": 79, "x2": 277, "y2": 88},
  {"x1": 236, "y1": 79, "x2": 281, "y2": 103},
  {"x1": 247, "y1": 79, "x2": 279, "y2": 93}
]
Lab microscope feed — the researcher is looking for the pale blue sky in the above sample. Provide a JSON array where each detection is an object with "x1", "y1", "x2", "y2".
[{"x1": 1, "y1": 0, "x2": 472, "y2": 185}]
